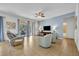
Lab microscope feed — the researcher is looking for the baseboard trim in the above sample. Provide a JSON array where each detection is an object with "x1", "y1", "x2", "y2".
[
  {"x1": 58, "y1": 37, "x2": 74, "y2": 40},
  {"x1": 64, "y1": 38, "x2": 74, "y2": 40}
]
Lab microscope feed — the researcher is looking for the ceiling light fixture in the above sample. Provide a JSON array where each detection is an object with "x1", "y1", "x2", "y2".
[{"x1": 35, "y1": 8, "x2": 45, "y2": 18}]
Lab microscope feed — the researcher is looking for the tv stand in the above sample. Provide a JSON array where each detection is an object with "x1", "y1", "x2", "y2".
[
  {"x1": 38, "y1": 31, "x2": 51, "y2": 36},
  {"x1": 43, "y1": 31, "x2": 51, "y2": 32}
]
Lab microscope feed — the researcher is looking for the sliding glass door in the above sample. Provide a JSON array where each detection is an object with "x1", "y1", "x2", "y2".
[
  {"x1": 18, "y1": 19, "x2": 32, "y2": 37},
  {"x1": 18, "y1": 19, "x2": 39, "y2": 37}
]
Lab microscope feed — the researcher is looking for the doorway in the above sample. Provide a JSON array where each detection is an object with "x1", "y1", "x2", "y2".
[
  {"x1": 63, "y1": 22, "x2": 68, "y2": 38},
  {"x1": 63, "y1": 16, "x2": 75, "y2": 39}
]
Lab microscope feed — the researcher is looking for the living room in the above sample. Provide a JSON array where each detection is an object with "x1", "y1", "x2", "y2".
[{"x1": 0, "y1": 3, "x2": 79, "y2": 56}]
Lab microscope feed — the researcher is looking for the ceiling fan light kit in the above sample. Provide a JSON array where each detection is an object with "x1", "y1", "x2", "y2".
[{"x1": 35, "y1": 9, "x2": 45, "y2": 18}]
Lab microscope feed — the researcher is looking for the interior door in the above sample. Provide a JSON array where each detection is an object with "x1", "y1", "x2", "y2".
[{"x1": 63, "y1": 22, "x2": 67, "y2": 38}]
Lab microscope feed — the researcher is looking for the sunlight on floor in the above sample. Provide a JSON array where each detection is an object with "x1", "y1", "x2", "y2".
[
  {"x1": 63, "y1": 33, "x2": 67, "y2": 38},
  {"x1": 62, "y1": 39, "x2": 68, "y2": 49},
  {"x1": 29, "y1": 36, "x2": 34, "y2": 47},
  {"x1": 24, "y1": 36, "x2": 34, "y2": 49}
]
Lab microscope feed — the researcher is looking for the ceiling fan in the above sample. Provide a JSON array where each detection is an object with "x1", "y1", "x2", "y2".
[{"x1": 35, "y1": 8, "x2": 45, "y2": 18}]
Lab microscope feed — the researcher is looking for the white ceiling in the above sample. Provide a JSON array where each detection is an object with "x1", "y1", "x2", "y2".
[{"x1": 0, "y1": 3, "x2": 76, "y2": 20}]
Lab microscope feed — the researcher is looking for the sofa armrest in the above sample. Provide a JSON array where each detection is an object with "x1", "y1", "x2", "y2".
[{"x1": 12, "y1": 36, "x2": 24, "y2": 40}]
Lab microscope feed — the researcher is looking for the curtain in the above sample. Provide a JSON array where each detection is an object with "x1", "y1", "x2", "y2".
[{"x1": 0, "y1": 16, "x2": 4, "y2": 41}]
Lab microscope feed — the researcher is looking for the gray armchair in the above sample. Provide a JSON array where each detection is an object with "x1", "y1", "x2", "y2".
[
  {"x1": 52, "y1": 30, "x2": 57, "y2": 43},
  {"x1": 39, "y1": 34, "x2": 52, "y2": 48},
  {"x1": 7, "y1": 31, "x2": 24, "y2": 46}
]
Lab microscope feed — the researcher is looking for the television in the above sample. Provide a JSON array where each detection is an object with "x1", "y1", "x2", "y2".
[{"x1": 43, "y1": 26, "x2": 51, "y2": 31}]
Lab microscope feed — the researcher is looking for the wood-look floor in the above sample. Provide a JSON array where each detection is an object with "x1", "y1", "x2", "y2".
[{"x1": 0, "y1": 36, "x2": 79, "y2": 56}]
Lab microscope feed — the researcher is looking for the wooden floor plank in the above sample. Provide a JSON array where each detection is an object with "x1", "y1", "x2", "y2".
[{"x1": 0, "y1": 36, "x2": 79, "y2": 56}]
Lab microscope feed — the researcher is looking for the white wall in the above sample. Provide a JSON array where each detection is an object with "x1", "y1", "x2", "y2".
[
  {"x1": 75, "y1": 3, "x2": 79, "y2": 51},
  {"x1": 6, "y1": 16, "x2": 18, "y2": 33},
  {"x1": 77, "y1": 7, "x2": 79, "y2": 51}
]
